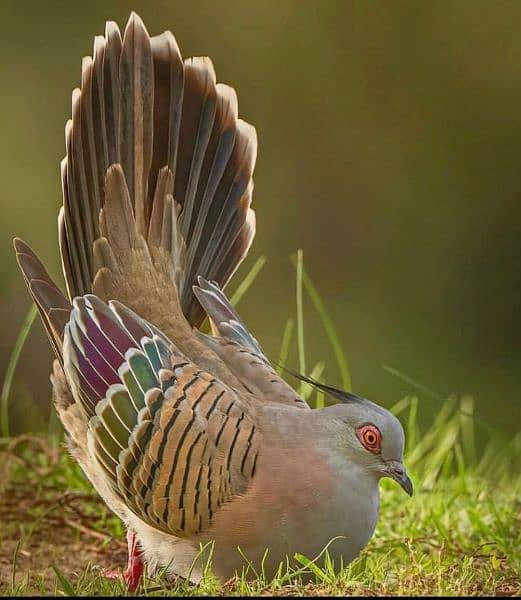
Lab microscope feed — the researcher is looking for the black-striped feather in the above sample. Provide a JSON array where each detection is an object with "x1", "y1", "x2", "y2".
[{"x1": 64, "y1": 293, "x2": 260, "y2": 537}]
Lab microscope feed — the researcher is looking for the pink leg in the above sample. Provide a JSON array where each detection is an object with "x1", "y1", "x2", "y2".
[{"x1": 123, "y1": 530, "x2": 144, "y2": 592}]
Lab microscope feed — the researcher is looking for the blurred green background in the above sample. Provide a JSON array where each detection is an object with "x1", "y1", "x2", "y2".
[{"x1": 1, "y1": 0, "x2": 520, "y2": 437}]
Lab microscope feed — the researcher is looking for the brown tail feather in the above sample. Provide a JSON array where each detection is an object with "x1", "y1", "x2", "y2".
[
  {"x1": 13, "y1": 13, "x2": 256, "y2": 392},
  {"x1": 13, "y1": 238, "x2": 71, "y2": 362},
  {"x1": 55, "y1": 12, "x2": 257, "y2": 328}
]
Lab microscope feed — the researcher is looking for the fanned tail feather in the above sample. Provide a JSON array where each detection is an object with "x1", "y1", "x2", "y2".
[
  {"x1": 15, "y1": 11, "x2": 257, "y2": 361},
  {"x1": 58, "y1": 12, "x2": 257, "y2": 327},
  {"x1": 13, "y1": 238, "x2": 70, "y2": 362}
]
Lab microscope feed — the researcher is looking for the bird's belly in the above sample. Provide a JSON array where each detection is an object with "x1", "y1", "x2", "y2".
[
  {"x1": 133, "y1": 489, "x2": 379, "y2": 583},
  {"x1": 209, "y1": 471, "x2": 381, "y2": 581}
]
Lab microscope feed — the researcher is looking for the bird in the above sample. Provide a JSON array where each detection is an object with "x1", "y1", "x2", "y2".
[{"x1": 13, "y1": 12, "x2": 412, "y2": 591}]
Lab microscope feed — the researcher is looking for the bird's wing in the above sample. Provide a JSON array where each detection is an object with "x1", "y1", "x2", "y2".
[
  {"x1": 64, "y1": 294, "x2": 261, "y2": 537},
  {"x1": 193, "y1": 278, "x2": 309, "y2": 409}
]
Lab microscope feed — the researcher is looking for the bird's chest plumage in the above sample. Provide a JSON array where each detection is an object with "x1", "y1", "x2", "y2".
[
  {"x1": 204, "y1": 445, "x2": 381, "y2": 580},
  {"x1": 316, "y1": 467, "x2": 380, "y2": 565},
  {"x1": 278, "y1": 459, "x2": 380, "y2": 568}
]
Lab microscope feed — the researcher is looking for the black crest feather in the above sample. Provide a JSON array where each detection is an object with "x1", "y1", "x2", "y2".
[{"x1": 283, "y1": 367, "x2": 367, "y2": 405}]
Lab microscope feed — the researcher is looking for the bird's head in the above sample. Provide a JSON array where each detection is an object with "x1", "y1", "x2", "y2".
[{"x1": 288, "y1": 371, "x2": 413, "y2": 496}]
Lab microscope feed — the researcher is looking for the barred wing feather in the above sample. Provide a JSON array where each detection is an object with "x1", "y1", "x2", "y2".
[{"x1": 63, "y1": 295, "x2": 260, "y2": 537}]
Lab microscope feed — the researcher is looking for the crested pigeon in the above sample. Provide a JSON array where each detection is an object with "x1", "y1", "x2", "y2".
[{"x1": 13, "y1": 12, "x2": 412, "y2": 590}]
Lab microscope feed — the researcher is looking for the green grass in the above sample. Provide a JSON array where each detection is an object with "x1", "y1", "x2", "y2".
[
  {"x1": 0, "y1": 304, "x2": 37, "y2": 438},
  {"x1": 0, "y1": 253, "x2": 520, "y2": 596}
]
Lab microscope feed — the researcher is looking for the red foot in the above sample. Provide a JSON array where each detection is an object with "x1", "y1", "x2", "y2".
[{"x1": 123, "y1": 530, "x2": 144, "y2": 592}]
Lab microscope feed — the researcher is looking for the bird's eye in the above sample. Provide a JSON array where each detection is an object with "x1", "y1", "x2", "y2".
[{"x1": 356, "y1": 424, "x2": 382, "y2": 454}]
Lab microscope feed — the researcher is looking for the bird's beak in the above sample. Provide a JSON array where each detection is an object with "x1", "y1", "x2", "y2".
[{"x1": 385, "y1": 460, "x2": 413, "y2": 496}]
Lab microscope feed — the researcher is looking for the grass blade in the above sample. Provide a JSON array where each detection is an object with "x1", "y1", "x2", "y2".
[
  {"x1": 52, "y1": 565, "x2": 76, "y2": 596},
  {"x1": 407, "y1": 396, "x2": 419, "y2": 453},
  {"x1": 389, "y1": 396, "x2": 411, "y2": 417},
  {"x1": 0, "y1": 304, "x2": 37, "y2": 438},
  {"x1": 47, "y1": 407, "x2": 63, "y2": 447},
  {"x1": 300, "y1": 361, "x2": 325, "y2": 402},
  {"x1": 460, "y1": 395, "x2": 476, "y2": 465},
  {"x1": 11, "y1": 539, "x2": 21, "y2": 594},
  {"x1": 383, "y1": 363, "x2": 499, "y2": 437},
  {"x1": 381, "y1": 363, "x2": 442, "y2": 400},
  {"x1": 230, "y1": 255, "x2": 266, "y2": 307},
  {"x1": 290, "y1": 254, "x2": 352, "y2": 390},
  {"x1": 276, "y1": 318, "x2": 294, "y2": 376},
  {"x1": 295, "y1": 249, "x2": 306, "y2": 395}
]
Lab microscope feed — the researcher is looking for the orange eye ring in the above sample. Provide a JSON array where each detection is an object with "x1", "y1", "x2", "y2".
[{"x1": 356, "y1": 424, "x2": 382, "y2": 454}]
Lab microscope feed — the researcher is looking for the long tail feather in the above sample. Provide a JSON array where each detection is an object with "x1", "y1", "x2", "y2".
[
  {"x1": 54, "y1": 12, "x2": 257, "y2": 328},
  {"x1": 13, "y1": 238, "x2": 70, "y2": 362}
]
